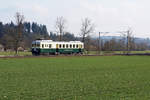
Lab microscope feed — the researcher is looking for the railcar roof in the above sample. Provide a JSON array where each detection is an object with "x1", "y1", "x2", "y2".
[{"x1": 32, "y1": 40, "x2": 83, "y2": 44}]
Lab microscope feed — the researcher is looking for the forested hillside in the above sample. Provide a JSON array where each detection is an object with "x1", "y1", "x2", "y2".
[{"x1": 0, "y1": 21, "x2": 77, "y2": 51}]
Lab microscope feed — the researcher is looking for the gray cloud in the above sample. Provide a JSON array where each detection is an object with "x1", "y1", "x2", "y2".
[{"x1": 0, "y1": 0, "x2": 150, "y2": 37}]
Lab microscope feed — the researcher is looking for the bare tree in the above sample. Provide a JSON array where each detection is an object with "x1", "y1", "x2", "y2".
[
  {"x1": 55, "y1": 16, "x2": 66, "y2": 41},
  {"x1": 80, "y1": 18, "x2": 94, "y2": 54},
  {"x1": 126, "y1": 28, "x2": 133, "y2": 54},
  {"x1": 14, "y1": 12, "x2": 24, "y2": 54},
  {"x1": 80, "y1": 18, "x2": 94, "y2": 43},
  {"x1": 98, "y1": 32, "x2": 109, "y2": 54}
]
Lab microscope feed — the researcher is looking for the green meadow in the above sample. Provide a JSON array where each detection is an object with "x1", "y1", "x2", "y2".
[
  {"x1": 0, "y1": 56, "x2": 150, "y2": 100},
  {"x1": 0, "y1": 51, "x2": 32, "y2": 56}
]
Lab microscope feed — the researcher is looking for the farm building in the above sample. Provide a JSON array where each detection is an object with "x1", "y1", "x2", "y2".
[{"x1": 0, "y1": 44, "x2": 4, "y2": 51}]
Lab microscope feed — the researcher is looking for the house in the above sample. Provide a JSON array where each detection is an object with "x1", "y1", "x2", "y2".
[{"x1": 0, "y1": 44, "x2": 4, "y2": 51}]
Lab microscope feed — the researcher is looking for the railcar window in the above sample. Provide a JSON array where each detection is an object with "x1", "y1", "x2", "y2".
[
  {"x1": 70, "y1": 44, "x2": 72, "y2": 48},
  {"x1": 49, "y1": 44, "x2": 52, "y2": 48},
  {"x1": 42, "y1": 44, "x2": 44, "y2": 48},
  {"x1": 76, "y1": 44, "x2": 78, "y2": 48},
  {"x1": 59, "y1": 44, "x2": 62, "y2": 48},
  {"x1": 37, "y1": 44, "x2": 40, "y2": 47},
  {"x1": 63, "y1": 44, "x2": 65, "y2": 48},
  {"x1": 66, "y1": 44, "x2": 68, "y2": 48},
  {"x1": 73, "y1": 44, "x2": 75, "y2": 48}
]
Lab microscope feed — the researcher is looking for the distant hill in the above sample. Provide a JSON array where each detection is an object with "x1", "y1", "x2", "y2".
[{"x1": 97, "y1": 36, "x2": 150, "y2": 46}]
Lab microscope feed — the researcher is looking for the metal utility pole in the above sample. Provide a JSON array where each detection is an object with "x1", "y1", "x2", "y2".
[
  {"x1": 117, "y1": 29, "x2": 132, "y2": 55},
  {"x1": 98, "y1": 32, "x2": 109, "y2": 55},
  {"x1": 127, "y1": 30, "x2": 130, "y2": 55},
  {"x1": 99, "y1": 32, "x2": 101, "y2": 55}
]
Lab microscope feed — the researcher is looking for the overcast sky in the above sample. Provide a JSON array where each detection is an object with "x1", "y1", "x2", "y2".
[{"x1": 0, "y1": 0, "x2": 150, "y2": 38}]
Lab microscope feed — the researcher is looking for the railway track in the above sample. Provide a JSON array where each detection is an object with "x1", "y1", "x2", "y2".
[
  {"x1": 0, "y1": 54, "x2": 113, "y2": 59},
  {"x1": 0, "y1": 53, "x2": 150, "y2": 59}
]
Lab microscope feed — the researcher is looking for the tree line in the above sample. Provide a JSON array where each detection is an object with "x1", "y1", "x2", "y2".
[
  {"x1": 0, "y1": 12, "x2": 149, "y2": 54},
  {"x1": 0, "y1": 13, "x2": 79, "y2": 53}
]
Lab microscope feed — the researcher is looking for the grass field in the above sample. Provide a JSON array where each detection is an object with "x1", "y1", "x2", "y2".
[
  {"x1": 0, "y1": 51, "x2": 32, "y2": 56},
  {"x1": 87, "y1": 50, "x2": 150, "y2": 55},
  {"x1": 0, "y1": 56, "x2": 150, "y2": 100}
]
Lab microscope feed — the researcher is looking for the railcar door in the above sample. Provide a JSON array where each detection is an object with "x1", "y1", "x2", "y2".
[{"x1": 56, "y1": 44, "x2": 59, "y2": 52}]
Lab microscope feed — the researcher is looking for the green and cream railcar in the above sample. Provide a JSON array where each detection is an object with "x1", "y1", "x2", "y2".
[{"x1": 31, "y1": 40, "x2": 84, "y2": 55}]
